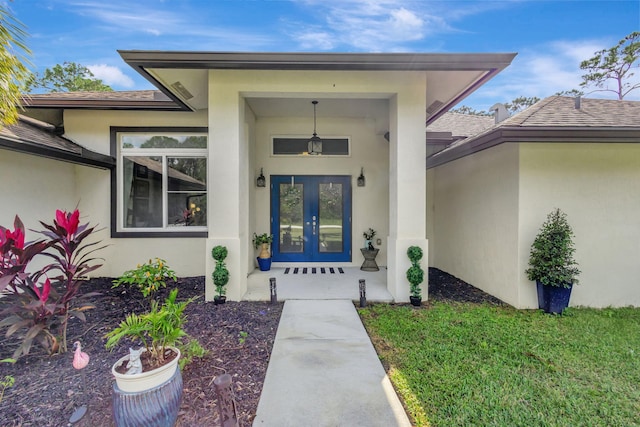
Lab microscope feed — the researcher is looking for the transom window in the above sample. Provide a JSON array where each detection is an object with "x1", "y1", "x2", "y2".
[
  {"x1": 111, "y1": 128, "x2": 207, "y2": 237},
  {"x1": 272, "y1": 137, "x2": 350, "y2": 156}
]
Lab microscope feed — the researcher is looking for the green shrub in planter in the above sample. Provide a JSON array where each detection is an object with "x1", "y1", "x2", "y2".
[
  {"x1": 526, "y1": 208, "x2": 580, "y2": 288},
  {"x1": 252, "y1": 233, "x2": 273, "y2": 249},
  {"x1": 105, "y1": 288, "x2": 196, "y2": 369},
  {"x1": 211, "y1": 245, "x2": 229, "y2": 297},
  {"x1": 406, "y1": 246, "x2": 424, "y2": 300}
]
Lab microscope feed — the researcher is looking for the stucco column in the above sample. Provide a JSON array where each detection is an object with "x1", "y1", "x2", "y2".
[
  {"x1": 205, "y1": 71, "x2": 247, "y2": 301},
  {"x1": 387, "y1": 84, "x2": 428, "y2": 302}
]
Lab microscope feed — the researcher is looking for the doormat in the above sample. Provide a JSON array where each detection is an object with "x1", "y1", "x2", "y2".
[{"x1": 284, "y1": 267, "x2": 345, "y2": 275}]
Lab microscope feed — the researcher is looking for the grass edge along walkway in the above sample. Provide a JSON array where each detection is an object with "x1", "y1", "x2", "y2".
[{"x1": 359, "y1": 302, "x2": 640, "y2": 427}]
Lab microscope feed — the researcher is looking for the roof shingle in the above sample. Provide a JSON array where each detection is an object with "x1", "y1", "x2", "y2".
[
  {"x1": 0, "y1": 115, "x2": 114, "y2": 169},
  {"x1": 499, "y1": 96, "x2": 640, "y2": 128},
  {"x1": 427, "y1": 112, "x2": 494, "y2": 137}
]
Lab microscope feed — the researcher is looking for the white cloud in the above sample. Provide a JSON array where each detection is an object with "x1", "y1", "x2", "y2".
[
  {"x1": 289, "y1": 0, "x2": 453, "y2": 51},
  {"x1": 67, "y1": 1, "x2": 275, "y2": 50},
  {"x1": 462, "y1": 37, "x2": 640, "y2": 111},
  {"x1": 70, "y1": 2, "x2": 180, "y2": 36},
  {"x1": 387, "y1": 7, "x2": 425, "y2": 40},
  {"x1": 289, "y1": 0, "x2": 516, "y2": 51},
  {"x1": 296, "y1": 31, "x2": 336, "y2": 50},
  {"x1": 87, "y1": 64, "x2": 135, "y2": 88}
]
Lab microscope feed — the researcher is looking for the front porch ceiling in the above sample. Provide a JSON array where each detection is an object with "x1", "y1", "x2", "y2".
[
  {"x1": 121, "y1": 51, "x2": 516, "y2": 123},
  {"x1": 245, "y1": 97, "x2": 390, "y2": 135}
]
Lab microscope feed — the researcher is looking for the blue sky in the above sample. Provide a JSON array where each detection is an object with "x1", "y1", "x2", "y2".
[{"x1": 8, "y1": 0, "x2": 640, "y2": 110}]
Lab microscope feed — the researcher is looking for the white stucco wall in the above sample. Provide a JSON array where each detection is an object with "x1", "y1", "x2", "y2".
[
  {"x1": 426, "y1": 168, "x2": 436, "y2": 266},
  {"x1": 431, "y1": 143, "x2": 521, "y2": 306},
  {"x1": 62, "y1": 110, "x2": 208, "y2": 278},
  {"x1": 431, "y1": 141, "x2": 640, "y2": 308},
  {"x1": 1, "y1": 150, "x2": 78, "y2": 226},
  {"x1": 519, "y1": 143, "x2": 640, "y2": 308},
  {"x1": 0, "y1": 150, "x2": 85, "y2": 273}
]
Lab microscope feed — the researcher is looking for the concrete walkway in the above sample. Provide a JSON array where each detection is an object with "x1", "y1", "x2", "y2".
[{"x1": 253, "y1": 300, "x2": 411, "y2": 427}]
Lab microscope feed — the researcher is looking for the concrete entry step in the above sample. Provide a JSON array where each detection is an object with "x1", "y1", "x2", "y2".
[
  {"x1": 244, "y1": 267, "x2": 393, "y2": 302},
  {"x1": 253, "y1": 300, "x2": 411, "y2": 427}
]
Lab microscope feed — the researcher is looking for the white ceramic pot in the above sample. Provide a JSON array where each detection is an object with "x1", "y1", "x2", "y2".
[{"x1": 111, "y1": 347, "x2": 180, "y2": 393}]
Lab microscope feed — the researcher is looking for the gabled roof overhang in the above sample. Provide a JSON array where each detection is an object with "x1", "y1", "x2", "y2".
[
  {"x1": 118, "y1": 51, "x2": 517, "y2": 121},
  {"x1": 0, "y1": 116, "x2": 115, "y2": 169},
  {"x1": 0, "y1": 137, "x2": 115, "y2": 169},
  {"x1": 427, "y1": 126, "x2": 640, "y2": 169},
  {"x1": 22, "y1": 91, "x2": 181, "y2": 111},
  {"x1": 118, "y1": 51, "x2": 516, "y2": 71}
]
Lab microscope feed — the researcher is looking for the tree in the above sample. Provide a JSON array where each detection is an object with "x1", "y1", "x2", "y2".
[
  {"x1": 504, "y1": 96, "x2": 540, "y2": 114},
  {"x1": 26, "y1": 62, "x2": 113, "y2": 93},
  {"x1": 452, "y1": 96, "x2": 540, "y2": 117},
  {"x1": 450, "y1": 105, "x2": 491, "y2": 116},
  {"x1": 555, "y1": 89, "x2": 584, "y2": 97},
  {"x1": 579, "y1": 31, "x2": 640, "y2": 99},
  {"x1": 0, "y1": 3, "x2": 31, "y2": 127}
]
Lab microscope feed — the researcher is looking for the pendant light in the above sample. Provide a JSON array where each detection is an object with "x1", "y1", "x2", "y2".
[{"x1": 307, "y1": 100, "x2": 322, "y2": 155}]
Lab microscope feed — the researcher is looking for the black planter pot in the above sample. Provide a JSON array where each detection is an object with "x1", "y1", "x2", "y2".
[
  {"x1": 544, "y1": 283, "x2": 573, "y2": 314},
  {"x1": 410, "y1": 296, "x2": 422, "y2": 307},
  {"x1": 536, "y1": 280, "x2": 547, "y2": 309},
  {"x1": 214, "y1": 295, "x2": 227, "y2": 305}
]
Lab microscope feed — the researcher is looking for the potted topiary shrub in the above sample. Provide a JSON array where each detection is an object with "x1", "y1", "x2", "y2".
[
  {"x1": 253, "y1": 233, "x2": 273, "y2": 271},
  {"x1": 212, "y1": 245, "x2": 230, "y2": 303},
  {"x1": 525, "y1": 208, "x2": 580, "y2": 314},
  {"x1": 105, "y1": 288, "x2": 196, "y2": 427},
  {"x1": 407, "y1": 246, "x2": 424, "y2": 306}
]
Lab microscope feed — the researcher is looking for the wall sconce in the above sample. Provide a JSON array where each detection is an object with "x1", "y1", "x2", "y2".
[
  {"x1": 357, "y1": 168, "x2": 365, "y2": 187},
  {"x1": 256, "y1": 168, "x2": 266, "y2": 187}
]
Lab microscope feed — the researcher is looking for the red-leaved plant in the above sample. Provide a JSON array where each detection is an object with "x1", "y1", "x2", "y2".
[{"x1": 0, "y1": 209, "x2": 104, "y2": 359}]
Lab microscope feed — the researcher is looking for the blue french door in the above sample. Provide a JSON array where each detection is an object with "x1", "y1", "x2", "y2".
[{"x1": 271, "y1": 175, "x2": 351, "y2": 262}]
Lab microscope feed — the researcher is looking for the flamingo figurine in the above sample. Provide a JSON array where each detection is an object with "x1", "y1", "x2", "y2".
[
  {"x1": 72, "y1": 341, "x2": 90, "y2": 370},
  {"x1": 70, "y1": 341, "x2": 90, "y2": 424}
]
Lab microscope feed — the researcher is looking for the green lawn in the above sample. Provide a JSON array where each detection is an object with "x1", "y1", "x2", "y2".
[{"x1": 359, "y1": 303, "x2": 640, "y2": 427}]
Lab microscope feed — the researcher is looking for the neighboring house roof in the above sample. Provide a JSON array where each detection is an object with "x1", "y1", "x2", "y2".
[
  {"x1": 428, "y1": 96, "x2": 640, "y2": 168},
  {"x1": 427, "y1": 112, "x2": 494, "y2": 138},
  {"x1": 425, "y1": 112, "x2": 495, "y2": 155},
  {"x1": 0, "y1": 115, "x2": 115, "y2": 169}
]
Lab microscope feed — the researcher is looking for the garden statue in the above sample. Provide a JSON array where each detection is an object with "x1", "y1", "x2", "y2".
[{"x1": 125, "y1": 348, "x2": 143, "y2": 375}]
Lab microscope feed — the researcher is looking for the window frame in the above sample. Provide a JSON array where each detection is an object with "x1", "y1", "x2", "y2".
[{"x1": 110, "y1": 127, "x2": 208, "y2": 238}]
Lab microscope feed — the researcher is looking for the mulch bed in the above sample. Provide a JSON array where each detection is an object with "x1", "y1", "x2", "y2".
[
  {"x1": 428, "y1": 267, "x2": 504, "y2": 305},
  {"x1": 0, "y1": 268, "x2": 500, "y2": 427},
  {"x1": 0, "y1": 277, "x2": 283, "y2": 427}
]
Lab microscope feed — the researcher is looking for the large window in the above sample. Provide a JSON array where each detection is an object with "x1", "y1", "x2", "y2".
[{"x1": 111, "y1": 128, "x2": 207, "y2": 237}]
